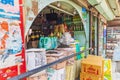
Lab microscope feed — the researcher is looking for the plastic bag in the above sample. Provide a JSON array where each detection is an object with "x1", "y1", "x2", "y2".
[
  {"x1": 59, "y1": 32, "x2": 74, "y2": 45},
  {"x1": 47, "y1": 68, "x2": 65, "y2": 80},
  {"x1": 104, "y1": 59, "x2": 112, "y2": 80}
]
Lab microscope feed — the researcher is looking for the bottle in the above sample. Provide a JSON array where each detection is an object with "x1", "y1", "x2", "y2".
[
  {"x1": 75, "y1": 25, "x2": 76, "y2": 31},
  {"x1": 74, "y1": 25, "x2": 75, "y2": 31},
  {"x1": 36, "y1": 30, "x2": 39, "y2": 40},
  {"x1": 80, "y1": 25, "x2": 81, "y2": 31},
  {"x1": 31, "y1": 32, "x2": 35, "y2": 41},
  {"x1": 76, "y1": 25, "x2": 78, "y2": 31},
  {"x1": 31, "y1": 32, "x2": 35, "y2": 48},
  {"x1": 39, "y1": 37, "x2": 44, "y2": 48}
]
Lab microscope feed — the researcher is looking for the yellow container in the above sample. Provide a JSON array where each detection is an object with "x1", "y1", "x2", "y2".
[
  {"x1": 80, "y1": 73, "x2": 102, "y2": 80},
  {"x1": 81, "y1": 55, "x2": 104, "y2": 76},
  {"x1": 65, "y1": 63, "x2": 76, "y2": 80},
  {"x1": 87, "y1": 55, "x2": 104, "y2": 61},
  {"x1": 75, "y1": 60, "x2": 81, "y2": 78}
]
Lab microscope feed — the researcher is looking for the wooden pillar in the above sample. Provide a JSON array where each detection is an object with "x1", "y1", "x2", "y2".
[
  {"x1": 97, "y1": 13, "x2": 100, "y2": 55},
  {"x1": 89, "y1": 11, "x2": 93, "y2": 54}
]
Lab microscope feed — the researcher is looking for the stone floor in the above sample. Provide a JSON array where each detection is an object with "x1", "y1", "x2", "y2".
[{"x1": 112, "y1": 61, "x2": 120, "y2": 80}]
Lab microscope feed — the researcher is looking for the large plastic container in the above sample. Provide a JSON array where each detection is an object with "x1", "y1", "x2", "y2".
[
  {"x1": 26, "y1": 48, "x2": 47, "y2": 70},
  {"x1": 26, "y1": 48, "x2": 47, "y2": 80}
]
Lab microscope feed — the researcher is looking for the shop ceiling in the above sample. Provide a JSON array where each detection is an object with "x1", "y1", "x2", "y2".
[
  {"x1": 87, "y1": 0, "x2": 120, "y2": 20},
  {"x1": 47, "y1": 0, "x2": 120, "y2": 20},
  {"x1": 106, "y1": 0, "x2": 120, "y2": 18},
  {"x1": 46, "y1": 1, "x2": 77, "y2": 16}
]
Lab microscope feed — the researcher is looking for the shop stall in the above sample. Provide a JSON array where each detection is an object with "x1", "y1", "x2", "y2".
[{"x1": 25, "y1": 0, "x2": 88, "y2": 80}]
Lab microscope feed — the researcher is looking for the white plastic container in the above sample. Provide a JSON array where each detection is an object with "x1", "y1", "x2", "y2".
[
  {"x1": 26, "y1": 48, "x2": 47, "y2": 71},
  {"x1": 26, "y1": 48, "x2": 47, "y2": 80}
]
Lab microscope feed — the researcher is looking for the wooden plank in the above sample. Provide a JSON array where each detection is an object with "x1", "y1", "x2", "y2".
[{"x1": 107, "y1": 19, "x2": 120, "y2": 27}]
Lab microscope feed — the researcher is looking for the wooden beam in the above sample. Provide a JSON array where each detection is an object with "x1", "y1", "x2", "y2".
[
  {"x1": 107, "y1": 19, "x2": 120, "y2": 26},
  {"x1": 48, "y1": 4, "x2": 74, "y2": 16}
]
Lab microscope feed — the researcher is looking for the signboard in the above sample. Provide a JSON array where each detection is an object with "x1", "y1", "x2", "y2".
[
  {"x1": 0, "y1": 0, "x2": 20, "y2": 20},
  {"x1": 0, "y1": 0, "x2": 26, "y2": 79}
]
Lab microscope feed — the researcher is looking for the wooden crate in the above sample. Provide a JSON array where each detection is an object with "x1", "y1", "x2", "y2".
[
  {"x1": 80, "y1": 73, "x2": 102, "y2": 80},
  {"x1": 81, "y1": 55, "x2": 104, "y2": 76}
]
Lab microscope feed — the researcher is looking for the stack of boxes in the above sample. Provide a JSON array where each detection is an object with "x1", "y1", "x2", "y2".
[
  {"x1": 46, "y1": 50, "x2": 67, "y2": 70},
  {"x1": 80, "y1": 55, "x2": 104, "y2": 80},
  {"x1": 56, "y1": 48, "x2": 76, "y2": 80},
  {"x1": 46, "y1": 50, "x2": 67, "y2": 80}
]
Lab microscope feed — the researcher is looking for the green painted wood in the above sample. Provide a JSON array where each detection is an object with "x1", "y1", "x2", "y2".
[{"x1": 88, "y1": 0, "x2": 115, "y2": 20}]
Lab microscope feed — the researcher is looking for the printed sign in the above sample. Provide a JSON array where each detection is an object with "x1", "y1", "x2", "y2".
[
  {"x1": 0, "y1": 0, "x2": 26, "y2": 79},
  {"x1": 0, "y1": 65, "x2": 18, "y2": 80},
  {"x1": 0, "y1": 0, "x2": 20, "y2": 20}
]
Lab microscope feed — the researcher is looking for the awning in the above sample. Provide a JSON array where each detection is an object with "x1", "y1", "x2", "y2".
[{"x1": 88, "y1": 0, "x2": 115, "y2": 20}]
